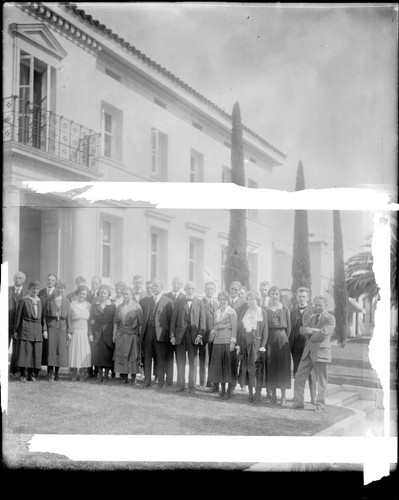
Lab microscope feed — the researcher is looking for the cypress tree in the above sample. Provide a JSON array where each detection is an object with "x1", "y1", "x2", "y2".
[
  {"x1": 224, "y1": 101, "x2": 250, "y2": 289},
  {"x1": 333, "y1": 210, "x2": 349, "y2": 347},
  {"x1": 291, "y1": 160, "x2": 312, "y2": 302}
]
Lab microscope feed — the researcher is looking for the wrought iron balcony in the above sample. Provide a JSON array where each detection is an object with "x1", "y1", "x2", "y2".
[{"x1": 3, "y1": 96, "x2": 100, "y2": 170}]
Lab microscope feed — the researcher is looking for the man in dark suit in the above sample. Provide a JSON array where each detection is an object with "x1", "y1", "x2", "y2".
[
  {"x1": 66, "y1": 276, "x2": 86, "y2": 302},
  {"x1": 170, "y1": 281, "x2": 206, "y2": 394},
  {"x1": 259, "y1": 281, "x2": 270, "y2": 310},
  {"x1": 87, "y1": 276, "x2": 101, "y2": 304},
  {"x1": 293, "y1": 295, "x2": 336, "y2": 412},
  {"x1": 140, "y1": 279, "x2": 173, "y2": 389},
  {"x1": 290, "y1": 287, "x2": 316, "y2": 404},
  {"x1": 164, "y1": 276, "x2": 185, "y2": 305},
  {"x1": 38, "y1": 273, "x2": 57, "y2": 375},
  {"x1": 201, "y1": 281, "x2": 218, "y2": 390},
  {"x1": 164, "y1": 276, "x2": 185, "y2": 383},
  {"x1": 38, "y1": 273, "x2": 57, "y2": 302},
  {"x1": 8, "y1": 271, "x2": 27, "y2": 377}
]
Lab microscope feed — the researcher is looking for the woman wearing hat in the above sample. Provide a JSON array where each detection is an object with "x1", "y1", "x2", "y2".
[
  {"x1": 42, "y1": 279, "x2": 70, "y2": 381},
  {"x1": 89, "y1": 284, "x2": 116, "y2": 382},
  {"x1": 14, "y1": 280, "x2": 43, "y2": 382}
]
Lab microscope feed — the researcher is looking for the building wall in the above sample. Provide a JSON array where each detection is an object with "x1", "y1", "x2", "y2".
[{"x1": 3, "y1": 4, "x2": 281, "y2": 294}]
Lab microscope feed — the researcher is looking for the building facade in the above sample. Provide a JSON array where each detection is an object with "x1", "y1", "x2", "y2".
[{"x1": 3, "y1": 3, "x2": 286, "y2": 293}]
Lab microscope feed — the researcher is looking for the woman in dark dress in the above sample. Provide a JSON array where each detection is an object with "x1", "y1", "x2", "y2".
[
  {"x1": 14, "y1": 280, "x2": 43, "y2": 382},
  {"x1": 89, "y1": 284, "x2": 116, "y2": 382},
  {"x1": 113, "y1": 288, "x2": 143, "y2": 384},
  {"x1": 237, "y1": 290, "x2": 268, "y2": 403},
  {"x1": 42, "y1": 280, "x2": 70, "y2": 381},
  {"x1": 265, "y1": 286, "x2": 291, "y2": 406}
]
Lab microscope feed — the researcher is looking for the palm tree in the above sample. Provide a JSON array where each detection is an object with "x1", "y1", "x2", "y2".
[{"x1": 345, "y1": 248, "x2": 378, "y2": 301}]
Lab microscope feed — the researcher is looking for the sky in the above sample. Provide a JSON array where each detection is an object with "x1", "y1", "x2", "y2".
[{"x1": 76, "y1": 2, "x2": 397, "y2": 254}]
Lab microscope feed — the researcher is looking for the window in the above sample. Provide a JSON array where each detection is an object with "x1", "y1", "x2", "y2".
[
  {"x1": 247, "y1": 250, "x2": 258, "y2": 289},
  {"x1": 105, "y1": 67, "x2": 122, "y2": 82},
  {"x1": 188, "y1": 237, "x2": 204, "y2": 288},
  {"x1": 151, "y1": 128, "x2": 168, "y2": 179},
  {"x1": 247, "y1": 179, "x2": 258, "y2": 219},
  {"x1": 18, "y1": 50, "x2": 53, "y2": 148},
  {"x1": 154, "y1": 97, "x2": 167, "y2": 109},
  {"x1": 101, "y1": 102, "x2": 123, "y2": 162},
  {"x1": 221, "y1": 244, "x2": 228, "y2": 290},
  {"x1": 101, "y1": 220, "x2": 112, "y2": 279},
  {"x1": 222, "y1": 165, "x2": 232, "y2": 183},
  {"x1": 99, "y1": 215, "x2": 123, "y2": 283},
  {"x1": 149, "y1": 227, "x2": 168, "y2": 283},
  {"x1": 190, "y1": 149, "x2": 204, "y2": 182}
]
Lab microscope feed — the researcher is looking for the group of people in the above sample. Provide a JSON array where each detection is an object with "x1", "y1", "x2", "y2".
[{"x1": 8, "y1": 271, "x2": 336, "y2": 411}]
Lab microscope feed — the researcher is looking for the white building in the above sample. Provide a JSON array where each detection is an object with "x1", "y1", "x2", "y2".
[{"x1": 3, "y1": 3, "x2": 286, "y2": 293}]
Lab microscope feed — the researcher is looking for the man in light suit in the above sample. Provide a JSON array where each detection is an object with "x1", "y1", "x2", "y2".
[
  {"x1": 290, "y1": 287, "x2": 317, "y2": 404},
  {"x1": 201, "y1": 281, "x2": 218, "y2": 390},
  {"x1": 8, "y1": 271, "x2": 27, "y2": 377},
  {"x1": 293, "y1": 295, "x2": 336, "y2": 411},
  {"x1": 170, "y1": 281, "x2": 206, "y2": 394},
  {"x1": 140, "y1": 279, "x2": 174, "y2": 389}
]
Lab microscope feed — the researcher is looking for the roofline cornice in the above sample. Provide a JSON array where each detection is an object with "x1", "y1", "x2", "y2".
[
  {"x1": 16, "y1": 2, "x2": 286, "y2": 161},
  {"x1": 16, "y1": 2, "x2": 102, "y2": 55}
]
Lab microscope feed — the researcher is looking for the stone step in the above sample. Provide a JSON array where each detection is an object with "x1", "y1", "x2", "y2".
[
  {"x1": 326, "y1": 390, "x2": 359, "y2": 407},
  {"x1": 347, "y1": 399, "x2": 378, "y2": 415}
]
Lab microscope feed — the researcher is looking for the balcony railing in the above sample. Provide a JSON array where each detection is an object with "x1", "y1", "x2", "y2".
[{"x1": 3, "y1": 96, "x2": 100, "y2": 170}]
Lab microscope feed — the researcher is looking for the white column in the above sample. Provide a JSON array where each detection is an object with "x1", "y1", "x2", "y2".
[
  {"x1": 3, "y1": 187, "x2": 20, "y2": 279},
  {"x1": 70, "y1": 207, "x2": 98, "y2": 285}
]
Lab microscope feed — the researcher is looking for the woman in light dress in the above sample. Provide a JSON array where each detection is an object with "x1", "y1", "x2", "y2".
[
  {"x1": 68, "y1": 285, "x2": 92, "y2": 381},
  {"x1": 113, "y1": 288, "x2": 143, "y2": 385}
]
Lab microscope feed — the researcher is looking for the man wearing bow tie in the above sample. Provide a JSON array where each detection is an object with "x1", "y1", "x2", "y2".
[
  {"x1": 201, "y1": 281, "x2": 218, "y2": 390},
  {"x1": 132, "y1": 275, "x2": 147, "y2": 303},
  {"x1": 290, "y1": 287, "x2": 316, "y2": 404},
  {"x1": 8, "y1": 271, "x2": 26, "y2": 377},
  {"x1": 293, "y1": 295, "x2": 336, "y2": 412},
  {"x1": 170, "y1": 281, "x2": 206, "y2": 394}
]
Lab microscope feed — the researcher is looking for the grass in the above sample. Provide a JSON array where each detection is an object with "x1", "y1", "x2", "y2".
[{"x1": 3, "y1": 372, "x2": 354, "y2": 470}]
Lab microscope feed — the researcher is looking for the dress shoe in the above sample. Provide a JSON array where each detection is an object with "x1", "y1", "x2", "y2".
[
  {"x1": 189, "y1": 387, "x2": 195, "y2": 395},
  {"x1": 314, "y1": 404, "x2": 325, "y2": 413},
  {"x1": 120, "y1": 378, "x2": 129, "y2": 384},
  {"x1": 247, "y1": 394, "x2": 254, "y2": 403},
  {"x1": 27, "y1": 376, "x2": 37, "y2": 382},
  {"x1": 223, "y1": 393, "x2": 231, "y2": 401},
  {"x1": 310, "y1": 398, "x2": 317, "y2": 405},
  {"x1": 199, "y1": 385, "x2": 206, "y2": 391},
  {"x1": 10, "y1": 373, "x2": 18, "y2": 379},
  {"x1": 54, "y1": 374, "x2": 60, "y2": 381},
  {"x1": 141, "y1": 383, "x2": 151, "y2": 389},
  {"x1": 48, "y1": 374, "x2": 54, "y2": 382},
  {"x1": 253, "y1": 395, "x2": 260, "y2": 405},
  {"x1": 175, "y1": 387, "x2": 185, "y2": 393},
  {"x1": 217, "y1": 392, "x2": 225, "y2": 399},
  {"x1": 292, "y1": 403, "x2": 305, "y2": 409},
  {"x1": 210, "y1": 386, "x2": 219, "y2": 393},
  {"x1": 280, "y1": 397, "x2": 287, "y2": 407},
  {"x1": 19, "y1": 376, "x2": 27, "y2": 383}
]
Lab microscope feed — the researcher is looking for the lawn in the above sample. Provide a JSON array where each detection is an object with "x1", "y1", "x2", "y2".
[{"x1": 3, "y1": 373, "x2": 354, "y2": 470}]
